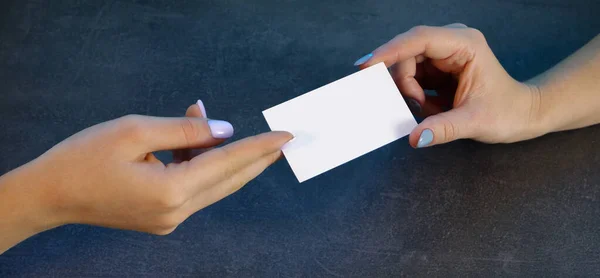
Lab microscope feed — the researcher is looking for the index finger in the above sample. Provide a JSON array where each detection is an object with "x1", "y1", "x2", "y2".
[
  {"x1": 176, "y1": 131, "x2": 293, "y2": 193},
  {"x1": 357, "y1": 25, "x2": 478, "y2": 70}
]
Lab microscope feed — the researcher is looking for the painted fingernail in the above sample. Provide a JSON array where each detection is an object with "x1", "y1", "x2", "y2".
[
  {"x1": 417, "y1": 129, "x2": 434, "y2": 148},
  {"x1": 407, "y1": 98, "x2": 422, "y2": 114},
  {"x1": 196, "y1": 99, "x2": 207, "y2": 118},
  {"x1": 353, "y1": 53, "x2": 373, "y2": 66},
  {"x1": 207, "y1": 120, "x2": 234, "y2": 139}
]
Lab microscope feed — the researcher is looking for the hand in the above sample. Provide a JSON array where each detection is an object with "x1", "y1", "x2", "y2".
[
  {"x1": 354, "y1": 23, "x2": 544, "y2": 148},
  {"x1": 15, "y1": 101, "x2": 292, "y2": 236}
]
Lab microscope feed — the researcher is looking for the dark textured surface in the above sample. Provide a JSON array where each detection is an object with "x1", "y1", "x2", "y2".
[{"x1": 1, "y1": 0, "x2": 600, "y2": 276}]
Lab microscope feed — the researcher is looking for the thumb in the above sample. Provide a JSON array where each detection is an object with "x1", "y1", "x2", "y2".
[
  {"x1": 408, "y1": 108, "x2": 475, "y2": 148},
  {"x1": 120, "y1": 115, "x2": 234, "y2": 152}
]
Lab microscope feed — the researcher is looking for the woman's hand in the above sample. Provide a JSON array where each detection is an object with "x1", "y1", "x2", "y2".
[
  {"x1": 0, "y1": 100, "x2": 291, "y2": 253},
  {"x1": 354, "y1": 23, "x2": 544, "y2": 148}
]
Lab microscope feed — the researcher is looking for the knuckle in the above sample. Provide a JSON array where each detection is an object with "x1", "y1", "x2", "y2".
[
  {"x1": 448, "y1": 46, "x2": 476, "y2": 69},
  {"x1": 152, "y1": 226, "x2": 178, "y2": 236},
  {"x1": 466, "y1": 27, "x2": 485, "y2": 42},
  {"x1": 118, "y1": 114, "x2": 144, "y2": 127},
  {"x1": 409, "y1": 25, "x2": 431, "y2": 36},
  {"x1": 151, "y1": 213, "x2": 185, "y2": 235},
  {"x1": 160, "y1": 214, "x2": 182, "y2": 228},
  {"x1": 444, "y1": 123, "x2": 458, "y2": 142},
  {"x1": 439, "y1": 116, "x2": 460, "y2": 142},
  {"x1": 153, "y1": 186, "x2": 186, "y2": 210},
  {"x1": 118, "y1": 114, "x2": 145, "y2": 139},
  {"x1": 450, "y1": 22, "x2": 468, "y2": 28},
  {"x1": 179, "y1": 118, "x2": 201, "y2": 146}
]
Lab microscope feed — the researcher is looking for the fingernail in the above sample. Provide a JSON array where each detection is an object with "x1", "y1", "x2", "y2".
[
  {"x1": 207, "y1": 120, "x2": 234, "y2": 139},
  {"x1": 353, "y1": 53, "x2": 373, "y2": 66},
  {"x1": 196, "y1": 99, "x2": 207, "y2": 117},
  {"x1": 417, "y1": 129, "x2": 434, "y2": 148},
  {"x1": 407, "y1": 98, "x2": 422, "y2": 114}
]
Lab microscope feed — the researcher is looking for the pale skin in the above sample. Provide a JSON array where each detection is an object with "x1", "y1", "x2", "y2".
[
  {"x1": 1, "y1": 24, "x2": 599, "y2": 254},
  {"x1": 0, "y1": 104, "x2": 294, "y2": 254},
  {"x1": 356, "y1": 23, "x2": 600, "y2": 147}
]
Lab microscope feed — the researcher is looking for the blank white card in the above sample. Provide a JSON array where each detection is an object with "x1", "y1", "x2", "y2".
[{"x1": 262, "y1": 63, "x2": 417, "y2": 182}]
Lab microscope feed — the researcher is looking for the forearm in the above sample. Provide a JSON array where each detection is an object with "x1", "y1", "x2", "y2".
[
  {"x1": 0, "y1": 163, "x2": 60, "y2": 254},
  {"x1": 530, "y1": 34, "x2": 600, "y2": 134}
]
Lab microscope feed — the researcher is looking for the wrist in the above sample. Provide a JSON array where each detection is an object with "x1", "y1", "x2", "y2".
[
  {"x1": 522, "y1": 81, "x2": 556, "y2": 138},
  {"x1": 0, "y1": 160, "x2": 66, "y2": 252},
  {"x1": 19, "y1": 158, "x2": 70, "y2": 230}
]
